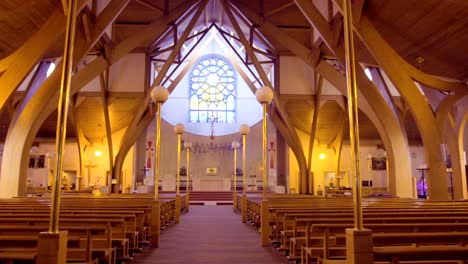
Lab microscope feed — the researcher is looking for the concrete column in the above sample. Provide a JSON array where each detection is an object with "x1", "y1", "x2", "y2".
[
  {"x1": 346, "y1": 228, "x2": 373, "y2": 264},
  {"x1": 37, "y1": 231, "x2": 68, "y2": 264}
]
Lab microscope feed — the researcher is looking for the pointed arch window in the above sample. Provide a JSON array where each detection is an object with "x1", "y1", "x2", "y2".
[{"x1": 189, "y1": 55, "x2": 236, "y2": 123}]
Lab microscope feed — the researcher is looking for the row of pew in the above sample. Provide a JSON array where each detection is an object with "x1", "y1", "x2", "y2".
[
  {"x1": 0, "y1": 193, "x2": 186, "y2": 264},
  {"x1": 237, "y1": 193, "x2": 468, "y2": 264}
]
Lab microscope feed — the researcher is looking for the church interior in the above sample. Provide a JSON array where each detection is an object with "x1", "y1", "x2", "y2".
[{"x1": 0, "y1": 0, "x2": 467, "y2": 263}]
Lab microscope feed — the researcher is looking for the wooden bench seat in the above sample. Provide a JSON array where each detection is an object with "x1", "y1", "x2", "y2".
[
  {"x1": 373, "y1": 245, "x2": 468, "y2": 264},
  {"x1": 0, "y1": 251, "x2": 37, "y2": 264},
  {"x1": 0, "y1": 194, "x2": 182, "y2": 263},
  {"x1": 302, "y1": 230, "x2": 468, "y2": 264},
  {"x1": 242, "y1": 195, "x2": 468, "y2": 264}
]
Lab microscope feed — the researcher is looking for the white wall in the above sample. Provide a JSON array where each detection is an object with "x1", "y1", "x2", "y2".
[
  {"x1": 280, "y1": 56, "x2": 343, "y2": 96},
  {"x1": 109, "y1": 53, "x2": 146, "y2": 92},
  {"x1": 141, "y1": 119, "x2": 278, "y2": 192}
]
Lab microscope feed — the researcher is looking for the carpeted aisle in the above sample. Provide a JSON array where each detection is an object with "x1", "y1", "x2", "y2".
[{"x1": 133, "y1": 205, "x2": 289, "y2": 264}]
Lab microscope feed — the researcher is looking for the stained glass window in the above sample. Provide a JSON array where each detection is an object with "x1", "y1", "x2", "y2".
[{"x1": 189, "y1": 55, "x2": 236, "y2": 123}]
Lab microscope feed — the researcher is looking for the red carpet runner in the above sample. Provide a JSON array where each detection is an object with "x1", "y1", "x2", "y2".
[{"x1": 133, "y1": 205, "x2": 288, "y2": 264}]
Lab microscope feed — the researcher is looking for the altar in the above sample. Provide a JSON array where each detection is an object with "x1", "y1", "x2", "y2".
[{"x1": 198, "y1": 177, "x2": 226, "y2": 191}]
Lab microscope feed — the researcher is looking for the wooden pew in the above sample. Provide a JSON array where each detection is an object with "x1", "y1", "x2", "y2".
[
  {"x1": 0, "y1": 225, "x2": 107, "y2": 264},
  {"x1": 242, "y1": 194, "x2": 468, "y2": 264}
]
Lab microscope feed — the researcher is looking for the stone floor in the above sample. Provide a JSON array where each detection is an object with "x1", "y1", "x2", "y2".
[{"x1": 132, "y1": 205, "x2": 289, "y2": 264}]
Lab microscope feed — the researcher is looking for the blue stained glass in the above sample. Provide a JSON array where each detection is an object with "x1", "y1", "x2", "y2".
[
  {"x1": 226, "y1": 95, "x2": 235, "y2": 110},
  {"x1": 227, "y1": 112, "x2": 235, "y2": 122},
  {"x1": 199, "y1": 101, "x2": 207, "y2": 110},
  {"x1": 190, "y1": 111, "x2": 198, "y2": 122},
  {"x1": 189, "y1": 55, "x2": 236, "y2": 123},
  {"x1": 218, "y1": 113, "x2": 226, "y2": 123}
]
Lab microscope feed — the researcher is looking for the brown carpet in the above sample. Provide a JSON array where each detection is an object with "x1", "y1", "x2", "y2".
[{"x1": 133, "y1": 205, "x2": 289, "y2": 264}]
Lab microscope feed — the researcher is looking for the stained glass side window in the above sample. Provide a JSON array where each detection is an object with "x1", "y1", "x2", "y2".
[{"x1": 189, "y1": 55, "x2": 236, "y2": 123}]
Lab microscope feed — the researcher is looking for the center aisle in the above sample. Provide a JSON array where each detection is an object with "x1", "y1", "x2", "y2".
[{"x1": 134, "y1": 205, "x2": 289, "y2": 264}]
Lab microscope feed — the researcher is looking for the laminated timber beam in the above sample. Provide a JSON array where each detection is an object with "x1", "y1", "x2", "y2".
[
  {"x1": 230, "y1": 0, "x2": 413, "y2": 197},
  {"x1": 112, "y1": 15, "x2": 211, "y2": 183},
  {"x1": 112, "y1": 0, "x2": 207, "y2": 184},
  {"x1": 99, "y1": 71, "x2": 116, "y2": 192},
  {"x1": 69, "y1": 95, "x2": 92, "y2": 191},
  {"x1": 307, "y1": 74, "x2": 323, "y2": 194},
  {"x1": 293, "y1": 0, "x2": 415, "y2": 198},
  {"x1": 0, "y1": 1, "x2": 87, "y2": 112},
  {"x1": 223, "y1": 0, "x2": 311, "y2": 194},
  {"x1": 354, "y1": 16, "x2": 450, "y2": 199},
  {"x1": 0, "y1": 0, "x2": 136, "y2": 197}
]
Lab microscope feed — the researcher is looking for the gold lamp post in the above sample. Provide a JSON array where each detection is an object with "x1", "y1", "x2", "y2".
[
  {"x1": 343, "y1": 1, "x2": 372, "y2": 263},
  {"x1": 184, "y1": 142, "x2": 192, "y2": 212},
  {"x1": 255, "y1": 86, "x2": 274, "y2": 246},
  {"x1": 37, "y1": 0, "x2": 77, "y2": 263},
  {"x1": 239, "y1": 124, "x2": 250, "y2": 223},
  {"x1": 149, "y1": 85, "x2": 169, "y2": 247},
  {"x1": 231, "y1": 140, "x2": 241, "y2": 211},
  {"x1": 174, "y1": 123, "x2": 185, "y2": 224}
]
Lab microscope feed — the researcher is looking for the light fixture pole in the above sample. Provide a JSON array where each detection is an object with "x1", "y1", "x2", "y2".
[
  {"x1": 37, "y1": 1, "x2": 77, "y2": 263},
  {"x1": 343, "y1": 0, "x2": 372, "y2": 263},
  {"x1": 149, "y1": 85, "x2": 169, "y2": 247},
  {"x1": 239, "y1": 124, "x2": 250, "y2": 223},
  {"x1": 184, "y1": 142, "x2": 192, "y2": 212},
  {"x1": 231, "y1": 140, "x2": 240, "y2": 211},
  {"x1": 255, "y1": 86, "x2": 274, "y2": 246},
  {"x1": 174, "y1": 123, "x2": 185, "y2": 224}
]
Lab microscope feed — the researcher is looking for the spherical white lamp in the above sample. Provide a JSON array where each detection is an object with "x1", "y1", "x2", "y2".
[
  {"x1": 151, "y1": 86, "x2": 169, "y2": 103},
  {"x1": 239, "y1": 124, "x2": 250, "y2": 135},
  {"x1": 255, "y1": 86, "x2": 274, "y2": 104},
  {"x1": 184, "y1": 142, "x2": 193, "y2": 149},
  {"x1": 231, "y1": 141, "x2": 240, "y2": 149},
  {"x1": 174, "y1": 123, "x2": 185, "y2": 134}
]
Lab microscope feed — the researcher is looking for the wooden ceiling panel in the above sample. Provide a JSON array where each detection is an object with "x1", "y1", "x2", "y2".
[
  {"x1": 108, "y1": 97, "x2": 139, "y2": 132},
  {"x1": 267, "y1": 4, "x2": 310, "y2": 27},
  {"x1": 365, "y1": 0, "x2": 468, "y2": 80},
  {"x1": 76, "y1": 98, "x2": 106, "y2": 141},
  {"x1": 116, "y1": 1, "x2": 162, "y2": 23},
  {"x1": 0, "y1": 0, "x2": 58, "y2": 59},
  {"x1": 37, "y1": 110, "x2": 76, "y2": 139}
]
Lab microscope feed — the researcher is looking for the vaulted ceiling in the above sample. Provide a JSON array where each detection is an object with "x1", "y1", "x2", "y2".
[{"x1": 1, "y1": 0, "x2": 467, "y2": 145}]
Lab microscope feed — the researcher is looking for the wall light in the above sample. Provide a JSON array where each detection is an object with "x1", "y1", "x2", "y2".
[
  {"x1": 319, "y1": 153, "x2": 326, "y2": 160},
  {"x1": 94, "y1": 150, "x2": 102, "y2": 157}
]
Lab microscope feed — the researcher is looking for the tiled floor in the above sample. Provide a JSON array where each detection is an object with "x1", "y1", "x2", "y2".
[{"x1": 133, "y1": 205, "x2": 289, "y2": 264}]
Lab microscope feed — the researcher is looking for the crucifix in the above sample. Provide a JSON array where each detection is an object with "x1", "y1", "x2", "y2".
[
  {"x1": 269, "y1": 141, "x2": 276, "y2": 169},
  {"x1": 84, "y1": 160, "x2": 98, "y2": 188}
]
